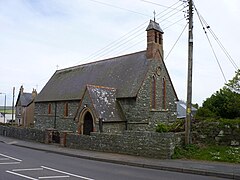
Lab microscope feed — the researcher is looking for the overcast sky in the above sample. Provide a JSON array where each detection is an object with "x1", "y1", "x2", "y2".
[{"x1": 0, "y1": 0, "x2": 239, "y2": 106}]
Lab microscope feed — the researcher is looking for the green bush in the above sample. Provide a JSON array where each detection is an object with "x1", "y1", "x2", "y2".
[
  {"x1": 156, "y1": 123, "x2": 169, "y2": 133},
  {"x1": 169, "y1": 119, "x2": 185, "y2": 132},
  {"x1": 156, "y1": 119, "x2": 185, "y2": 133}
]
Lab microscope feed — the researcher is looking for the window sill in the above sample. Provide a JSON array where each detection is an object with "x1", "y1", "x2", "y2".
[{"x1": 150, "y1": 109, "x2": 168, "y2": 112}]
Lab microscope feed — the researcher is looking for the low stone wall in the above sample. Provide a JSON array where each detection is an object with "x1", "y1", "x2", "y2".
[
  {"x1": 0, "y1": 125, "x2": 45, "y2": 143},
  {"x1": 193, "y1": 121, "x2": 240, "y2": 146},
  {"x1": 0, "y1": 125, "x2": 176, "y2": 159},
  {"x1": 65, "y1": 131, "x2": 175, "y2": 159}
]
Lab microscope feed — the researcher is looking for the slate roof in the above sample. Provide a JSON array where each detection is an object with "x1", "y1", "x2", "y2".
[
  {"x1": 177, "y1": 100, "x2": 197, "y2": 119},
  {"x1": 146, "y1": 20, "x2": 164, "y2": 33},
  {"x1": 16, "y1": 93, "x2": 33, "y2": 107},
  {"x1": 86, "y1": 85, "x2": 124, "y2": 121},
  {"x1": 36, "y1": 51, "x2": 149, "y2": 102}
]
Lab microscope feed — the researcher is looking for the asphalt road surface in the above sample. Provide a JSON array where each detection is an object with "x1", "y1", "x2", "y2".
[{"x1": 0, "y1": 142, "x2": 227, "y2": 180}]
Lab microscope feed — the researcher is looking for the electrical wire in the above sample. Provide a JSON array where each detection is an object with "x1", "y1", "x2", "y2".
[
  {"x1": 140, "y1": 0, "x2": 184, "y2": 11},
  {"x1": 162, "y1": 17, "x2": 185, "y2": 30},
  {"x1": 194, "y1": 6, "x2": 238, "y2": 71},
  {"x1": 73, "y1": 1, "x2": 186, "y2": 65},
  {"x1": 194, "y1": 5, "x2": 227, "y2": 83},
  {"x1": 87, "y1": 0, "x2": 151, "y2": 17},
  {"x1": 83, "y1": 1, "x2": 184, "y2": 62},
  {"x1": 114, "y1": 18, "x2": 187, "y2": 59},
  {"x1": 105, "y1": 13, "x2": 186, "y2": 58},
  {"x1": 165, "y1": 22, "x2": 188, "y2": 60}
]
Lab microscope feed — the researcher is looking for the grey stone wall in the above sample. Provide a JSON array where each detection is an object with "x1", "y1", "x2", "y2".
[
  {"x1": 0, "y1": 126, "x2": 45, "y2": 143},
  {"x1": 0, "y1": 125, "x2": 177, "y2": 159},
  {"x1": 66, "y1": 131, "x2": 175, "y2": 159},
  {"x1": 34, "y1": 58, "x2": 177, "y2": 134},
  {"x1": 34, "y1": 101, "x2": 79, "y2": 132},
  {"x1": 192, "y1": 121, "x2": 240, "y2": 146},
  {"x1": 101, "y1": 122, "x2": 126, "y2": 134},
  {"x1": 119, "y1": 59, "x2": 177, "y2": 131}
]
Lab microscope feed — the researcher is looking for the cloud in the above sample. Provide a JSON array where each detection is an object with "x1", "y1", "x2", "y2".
[{"x1": 0, "y1": 0, "x2": 239, "y2": 106}]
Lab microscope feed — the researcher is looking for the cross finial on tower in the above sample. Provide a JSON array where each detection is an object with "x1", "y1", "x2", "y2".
[{"x1": 153, "y1": 10, "x2": 156, "y2": 22}]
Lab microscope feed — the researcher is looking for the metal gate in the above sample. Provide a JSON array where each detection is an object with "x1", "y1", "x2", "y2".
[{"x1": 52, "y1": 131, "x2": 60, "y2": 143}]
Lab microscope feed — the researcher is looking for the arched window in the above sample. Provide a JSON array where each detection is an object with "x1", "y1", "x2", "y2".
[
  {"x1": 159, "y1": 34, "x2": 162, "y2": 44},
  {"x1": 152, "y1": 75, "x2": 156, "y2": 109},
  {"x1": 64, "y1": 102, "x2": 69, "y2": 117},
  {"x1": 155, "y1": 32, "x2": 158, "y2": 43},
  {"x1": 162, "y1": 78, "x2": 166, "y2": 109},
  {"x1": 48, "y1": 103, "x2": 52, "y2": 114}
]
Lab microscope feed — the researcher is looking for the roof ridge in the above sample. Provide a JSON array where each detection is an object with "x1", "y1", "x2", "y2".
[
  {"x1": 87, "y1": 84, "x2": 116, "y2": 90},
  {"x1": 57, "y1": 50, "x2": 146, "y2": 73}
]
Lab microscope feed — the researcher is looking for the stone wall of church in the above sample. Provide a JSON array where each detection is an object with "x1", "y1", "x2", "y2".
[
  {"x1": 119, "y1": 59, "x2": 177, "y2": 131},
  {"x1": 34, "y1": 100, "x2": 126, "y2": 134},
  {"x1": 34, "y1": 101, "x2": 79, "y2": 132},
  {"x1": 34, "y1": 58, "x2": 177, "y2": 133}
]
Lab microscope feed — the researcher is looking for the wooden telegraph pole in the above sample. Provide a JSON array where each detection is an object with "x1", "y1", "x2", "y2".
[
  {"x1": 185, "y1": 0, "x2": 194, "y2": 145},
  {"x1": 12, "y1": 87, "x2": 15, "y2": 125}
]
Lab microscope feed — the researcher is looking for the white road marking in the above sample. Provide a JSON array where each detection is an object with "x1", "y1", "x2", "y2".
[
  {"x1": 41, "y1": 166, "x2": 95, "y2": 180},
  {"x1": 0, "y1": 158, "x2": 9, "y2": 160},
  {"x1": 0, "y1": 162, "x2": 20, "y2": 165},
  {"x1": 12, "y1": 167, "x2": 44, "y2": 172},
  {"x1": 39, "y1": 175, "x2": 70, "y2": 179},
  {"x1": 6, "y1": 170, "x2": 38, "y2": 180},
  {"x1": 0, "y1": 153, "x2": 22, "y2": 162},
  {"x1": 6, "y1": 141, "x2": 18, "y2": 145}
]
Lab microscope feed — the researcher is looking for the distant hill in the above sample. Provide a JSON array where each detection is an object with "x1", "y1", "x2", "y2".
[
  {"x1": 0, "y1": 106, "x2": 15, "y2": 114},
  {"x1": 0, "y1": 106, "x2": 13, "y2": 110}
]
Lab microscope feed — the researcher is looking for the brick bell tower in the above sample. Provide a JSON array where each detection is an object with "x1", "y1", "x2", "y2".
[{"x1": 146, "y1": 19, "x2": 164, "y2": 60}]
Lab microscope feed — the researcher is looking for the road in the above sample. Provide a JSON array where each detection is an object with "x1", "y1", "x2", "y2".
[{"x1": 0, "y1": 142, "x2": 227, "y2": 180}]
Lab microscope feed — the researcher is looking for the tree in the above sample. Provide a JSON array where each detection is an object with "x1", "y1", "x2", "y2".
[
  {"x1": 196, "y1": 70, "x2": 240, "y2": 119},
  {"x1": 225, "y1": 69, "x2": 240, "y2": 94}
]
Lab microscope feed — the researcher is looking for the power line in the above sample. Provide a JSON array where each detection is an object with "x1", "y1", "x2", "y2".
[
  {"x1": 87, "y1": 0, "x2": 151, "y2": 17},
  {"x1": 194, "y1": 6, "x2": 238, "y2": 71},
  {"x1": 162, "y1": 17, "x2": 185, "y2": 29},
  {"x1": 195, "y1": 5, "x2": 227, "y2": 83},
  {"x1": 76, "y1": 2, "x2": 185, "y2": 64},
  {"x1": 165, "y1": 22, "x2": 188, "y2": 60},
  {"x1": 96, "y1": 7, "x2": 186, "y2": 60},
  {"x1": 74, "y1": 1, "x2": 185, "y2": 65},
  {"x1": 114, "y1": 17, "x2": 188, "y2": 58},
  {"x1": 140, "y1": 0, "x2": 184, "y2": 11}
]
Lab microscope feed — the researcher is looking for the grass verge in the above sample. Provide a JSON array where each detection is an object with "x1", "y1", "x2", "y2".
[{"x1": 173, "y1": 144, "x2": 240, "y2": 163}]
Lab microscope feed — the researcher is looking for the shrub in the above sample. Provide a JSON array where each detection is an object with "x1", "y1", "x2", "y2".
[{"x1": 156, "y1": 123, "x2": 169, "y2": 133}]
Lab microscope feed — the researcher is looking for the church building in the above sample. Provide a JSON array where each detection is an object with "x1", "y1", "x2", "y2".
[{"x1": 34, "y1": 19, "x2": 178, "y2": 134}]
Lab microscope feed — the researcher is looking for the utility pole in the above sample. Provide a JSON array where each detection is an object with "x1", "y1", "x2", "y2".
[
  {"x1": 12, "y1": 87, "x2": 15, "y2": 125},
  {"x1": 0, "y1": 92, "x2": 6, "y2": 123},
  {"x1": 185, "y1": 0, "x2": 194, "y2": 145}
]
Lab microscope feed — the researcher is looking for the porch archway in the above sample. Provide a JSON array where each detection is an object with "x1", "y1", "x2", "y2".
[{"x1": 77, "y1": 107, "x2": 95, "y2": 135}]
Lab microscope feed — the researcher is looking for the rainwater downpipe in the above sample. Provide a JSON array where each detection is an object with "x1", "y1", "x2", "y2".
[{"x1": 54, "y1": 102, "x2": 57, "y2": 129}]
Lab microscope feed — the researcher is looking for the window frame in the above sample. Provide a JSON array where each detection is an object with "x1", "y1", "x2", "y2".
[
  {"x1": 151, "y1": 75, "x2": 157, "y2": 109},
  {"x1": 162, "y1": 77, "x2": 166, "y2": 109},
  {"x1": 48, "y1": 103, "x2": 52, "y2": 115},
  {"x1": 64, "y1": 102, "x2": 69, "y2": 117}
]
